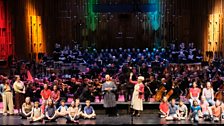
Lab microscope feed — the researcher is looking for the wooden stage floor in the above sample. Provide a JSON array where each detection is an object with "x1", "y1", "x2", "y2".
[{"x1": 0, "y1": 114, "x2": 223, "y2": 126}]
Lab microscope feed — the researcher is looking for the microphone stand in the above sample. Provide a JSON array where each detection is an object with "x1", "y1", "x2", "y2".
[{"x1": 130, "y1": 104, "x2": 134, "y2": 125}]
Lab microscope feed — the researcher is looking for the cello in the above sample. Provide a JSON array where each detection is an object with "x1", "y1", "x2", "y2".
[
  {"x1": 165, "y1": 88, "x2": 174, "y2": 101},
  {"x1": 215, "y1": 84, "x2": 224, "y2": 101},
  {"x1": 165, "y1": 81, "x2": 177, "y2": 100},
  {"x1": 154, "y1": 85, "x2": 166, "y2": 102}
]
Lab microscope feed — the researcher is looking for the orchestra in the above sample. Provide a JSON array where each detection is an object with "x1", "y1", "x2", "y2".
[{"x1": 1, "y1": 43, "x2": 224, "y2": 123}]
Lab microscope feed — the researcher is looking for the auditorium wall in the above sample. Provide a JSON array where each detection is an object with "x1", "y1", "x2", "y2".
[{"x1": 7, "y1": 0, "x2": 224, "y2": 60}]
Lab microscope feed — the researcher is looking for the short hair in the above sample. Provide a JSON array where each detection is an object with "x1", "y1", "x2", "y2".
[
  {"x1": 60, "y1": 100, "x2": 65, "y2": 103},
  {"x1": 25, "y1": 97, "x2": 30, "y2": 100},
  {"x1": 86, "y1": 99, "x2": 91, "y2": 103},
  {"x1": 34, "y1": 101, "x2": 39, "y2": 104},
  {"x1": 179, "y1": 100, "x2": 184, "y2": 104}
]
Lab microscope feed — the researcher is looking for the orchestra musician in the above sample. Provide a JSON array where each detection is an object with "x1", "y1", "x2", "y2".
[{"x1": 144, "y1": 74, "x2": 158, "y2": 102}]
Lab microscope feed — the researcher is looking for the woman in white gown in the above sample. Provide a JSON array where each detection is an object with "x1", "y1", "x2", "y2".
[{"x1": 129, "y1": 73, "x2": 145, "y2": 117}]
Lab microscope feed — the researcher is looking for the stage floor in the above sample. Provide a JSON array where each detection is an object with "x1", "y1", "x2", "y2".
[{"x1": 0, "y1": 114, "x2": 223, "y2": 125}]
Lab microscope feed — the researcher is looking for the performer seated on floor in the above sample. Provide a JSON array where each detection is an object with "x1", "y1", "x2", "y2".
[
  {"x1": 82, "y1": 100, "x2": 96, "y2": 119},
  {"x1": 75, "y1": 98, "x2": 82, "y2": 113},
  {"x1": 67, "y1": 101, "x2": 81, "y2": 123},
  {"x1": 188, "y1": 100, "x2": 202, "y2": 122},
  {"x1": 177, "y1": 100, "x2": 188, "y2": 120},
  {"x1": 21, "y1": 97, "x2": 33, "y2": 119},
  {"x1": 55, "y1": 100, "x2": 68, "y2": 118},
  {"x1": 40, "y1": 100, "x2": 47, "y2": 115},
  {"x1": 166, "y1": 99, "x2": 179, "y2": 121},
  {"x1": 45, "y1": 99, "x2": 57, "y2": 122},
  {"x1": 221, "y1": 102, "x2": 224, "y2": 119},
  {"x1": 208, "y1": 100, "x2": 222, "y2": 122},
  {"x1": 29, "y1": 101, "x2": 44, "y2": 123},
  {"x1": 159, "y1": 97, "x2": 169, "y2": 118},
  {"x1": 199, "y1": 96, "x2": 209, "y2": 118}
]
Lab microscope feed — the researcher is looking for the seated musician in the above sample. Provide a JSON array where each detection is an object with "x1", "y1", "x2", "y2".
[
  {"x1": 159, "y1": 97, "x2": 169, "y2": 118},
  {"x1": 189, "y1": 100, "x2": 202, "y2": 122},
  {"x1": 166, "y1": 99, "x2": 179, "y2": 121},
  {"x1": 79, "y1": 85, "x2": 95, "y2": 102},
  {"x1": 189, "y1": 82, "x2": 201, "y2": 105},
  {"x1": 199, "y1": 96, "x2": 209, "y2": 118},
  {"x1": 93, "y1": 79, "x2": 102, "y2": 102},
  {"x1": 157, "y1": 78, "x2": 170, "y2": 97},
  {"x1": 177, "y1": 100, "x2": 188, "y2": 120},
  {"x1": 208, "y1": 100, "x2": 222, "y2": 122},
  {"x1": 202, "y1": 82, "x2": 215, "y2": 106},
  {"x1": 60, "y1": 83, "x2": 68, "y2": 102},
  {"x1": 148, "y1": 74, "x2": 158, "y2": 96}
]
